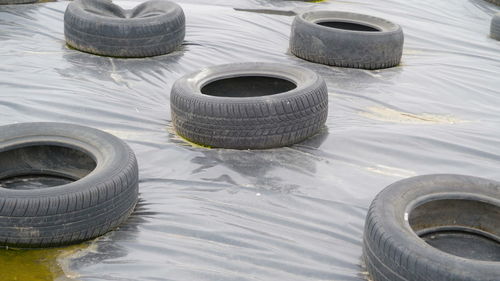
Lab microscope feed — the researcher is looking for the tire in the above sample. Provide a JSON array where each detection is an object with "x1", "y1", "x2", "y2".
[
  {"x1": 64, "y1": 0, "x2": 185, "y2": 58},
  {"x1": 491, "y1": 13, "x2": 500, "y2": 40},
  {"x1": 363, "y1": 174, "x2": 500, "y2": 281},
  {"x1": 485, "y1": 0, "x2": 500, "y2": 6},
  {"x1": 0, "y1": 0, "x2": 37, "y2": 4},
  {"x1": 170, "y1": 62, "x2": 328, "y2": 149},
  {"x1": 290, "y1": 11, "x2": 404, "y2": 70},
  {"x1": 0, "y1": 122, "x2": 139, "y2": 248}
]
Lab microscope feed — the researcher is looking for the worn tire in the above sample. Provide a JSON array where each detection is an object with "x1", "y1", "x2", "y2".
[
  {"x1": 170, "y1": 63, "x2": 328, "y2": 149},
  {"x1": 290, "y1": 11, "x2": 404, "y2": 69},
  {"x1": 0, "y1": 0, "x2": 37, "y2": 4},
  {"x1": 363, "y1": 174, "x2": 500, "y2": 281},
  {"x1": 491, "y1": 13, "x2": 500, "y2": 40},
  {"x1": 0, "y1": 122, "x2": 139, "y2": 248},
  {"x1": 64, "y1": 0, "x2": 185, "y2": 58}
]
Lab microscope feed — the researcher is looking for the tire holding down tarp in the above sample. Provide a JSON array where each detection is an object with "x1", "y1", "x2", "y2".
[
  {"x1": 363, "y1": 174, "x2": 500, "y2": 281},
  {"x1": 170, "y1": 63, "x2": 328, "y2": 149},
  {"x1": 64, "y1": 0, "x2": 185, "y2": 57},
  {"x1": 0, "y1": 123, "x2": 139, "y2": 248},
  {"x1": 290, "y1": 11, "x2": 404, "y2": 69}
]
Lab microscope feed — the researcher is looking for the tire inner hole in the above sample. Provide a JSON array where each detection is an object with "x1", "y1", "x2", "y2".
[
  {"x1": 409, "y1": 199, "x2": 500, "y2": 261},
  {"x1": 316, "y1": 21, "x2": 380, "y2": 32},
  {"x1": 0, "y1": 145, "x2": 96, "y2": 190},
  {"x1": 201, "y1": 76, "x2": 297, "y2": 97}
]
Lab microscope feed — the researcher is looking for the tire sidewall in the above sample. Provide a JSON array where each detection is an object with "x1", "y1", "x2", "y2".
[
  {"x1": 0, "y1": 122, "x2": 133, "y2": 199},
  {"x1": 367, "y1": 174, "x2": 500, "y2": 280}
]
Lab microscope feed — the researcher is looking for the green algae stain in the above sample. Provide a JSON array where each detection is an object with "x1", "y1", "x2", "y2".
[
  {"x1": 175, "y1": 134, "x2": 213, "y2": 149},
  {"x1": 0, "y1": 243, "x2": 89, "y2": 281},
  {"x1": 166, "y1": 124, "x2": 212, "y2": 149}
]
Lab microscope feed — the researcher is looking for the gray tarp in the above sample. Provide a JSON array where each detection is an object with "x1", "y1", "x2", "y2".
[{"x1": 0, "y1": 0, "x2": 499, "y2": 280}]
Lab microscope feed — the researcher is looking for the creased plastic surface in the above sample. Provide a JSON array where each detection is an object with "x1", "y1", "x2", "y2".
[{"x1": 0, "y1": 0, "x2": 499, "y2": 280}]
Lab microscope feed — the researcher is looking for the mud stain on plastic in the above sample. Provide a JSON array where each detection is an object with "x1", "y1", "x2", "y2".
[
  {"x1": 109, "y1": 58, "x2": 132, "y2": 88},
  {"x1": 0, "y1": 242, "x2": 95, "y2": 281},
  {"x1": 360, "y1": 106, "x2": 467, "y2": 124},
  {"x1": 403, "y1": 49, "x2": 423, "y2": 55},
  {"x1": 365, "y1": 165, "x2": 416, "y2": 178}
]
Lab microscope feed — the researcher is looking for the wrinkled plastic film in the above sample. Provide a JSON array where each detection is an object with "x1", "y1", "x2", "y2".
[{"x1": 0, "y1": 0, "x2": 499, "y2": 280}]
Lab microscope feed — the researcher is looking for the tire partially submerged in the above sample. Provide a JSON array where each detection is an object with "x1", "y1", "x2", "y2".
[
  {"x1": 0, "y1": 122, "x2": 138, "y2": 248},
  {"x1": 290, "y1": 11, "x2": 404, "y2": 69},
  {"x1": 170, "y1": 63, "x2": 328, "y2": 149},
  {"x1": 491, "y1": 13, "x2": 500, "y2": 41},
  {"x1": 363, "y1": 174, "x2": 500, "y2": 281},
  {"x1": 64, "y1": 0, "x2": 185, "y2": 57}
]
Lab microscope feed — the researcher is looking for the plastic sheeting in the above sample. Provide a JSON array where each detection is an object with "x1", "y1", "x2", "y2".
[{"x1": 0, "y1": 0, "x2": 499, "y2": 280}]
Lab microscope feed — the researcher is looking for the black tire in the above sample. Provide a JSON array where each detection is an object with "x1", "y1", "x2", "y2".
[
  {"x1": 0, "y1": 122, "x2": 139, "y2": 248},
  {"x1": 290, "y1": 11, "x2": 404, "y2": 70},
  {"x1": 0, "y1": 0, "x2": 37, "y2": 4},
  {"x1": 170, "y1": 62, "x2": 328, "y2": 149},
  {"x1": 491, "y1": 13, "x2": 500, "y2": 40},
  {"x1": 363, "y1": 174, "x2": 500, "y2": 281},
  {"x1": 64, "y1": 0, "x2": 185, "y2": 58}
]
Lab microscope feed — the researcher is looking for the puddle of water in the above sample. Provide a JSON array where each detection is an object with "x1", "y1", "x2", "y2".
[{"x1": 0, "y1": 243, "x2": 92, "y2": 281}]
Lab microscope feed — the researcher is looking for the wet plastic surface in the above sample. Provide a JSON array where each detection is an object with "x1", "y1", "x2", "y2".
[{"x1": 0, "y1": 0, "x2": 499, "y2": 280}]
